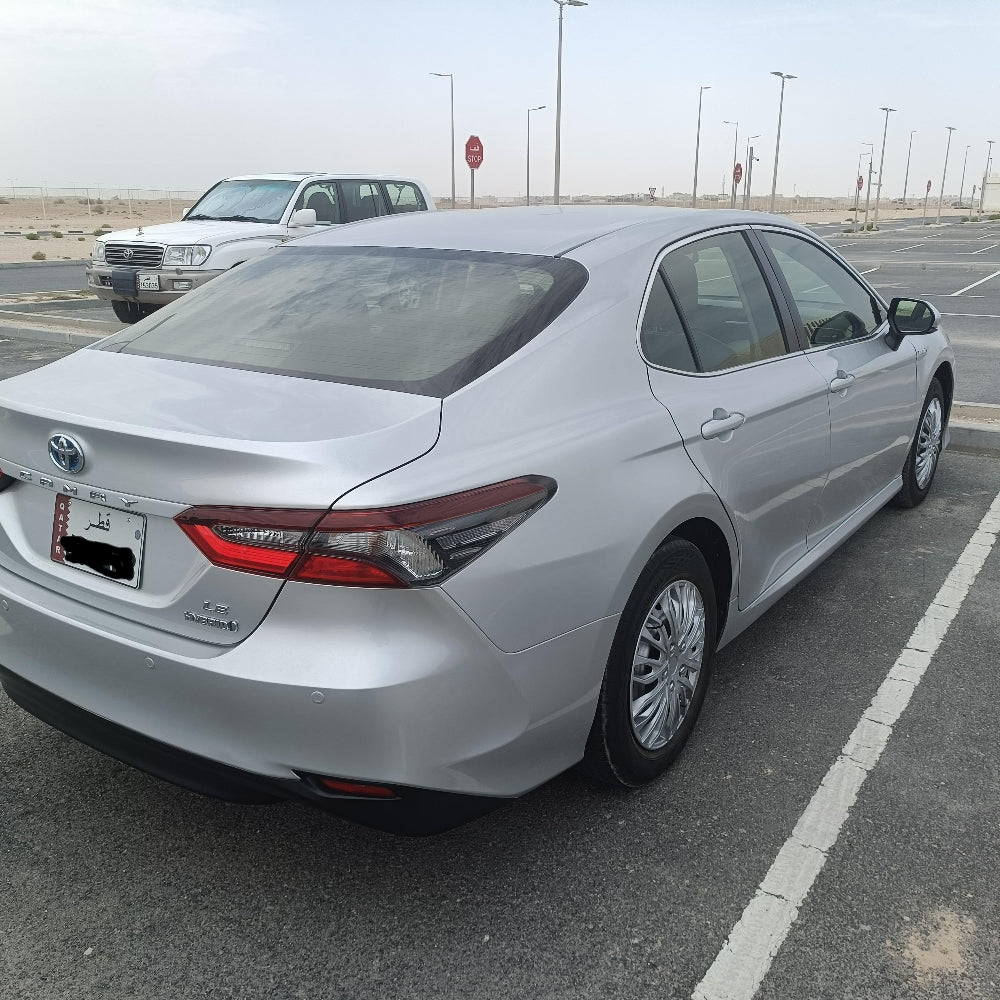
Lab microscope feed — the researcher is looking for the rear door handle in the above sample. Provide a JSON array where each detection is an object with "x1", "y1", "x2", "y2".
[
  {"x1": 700, "y1": 409, "x2": 746, "y2": 440},
  {"x1": 829, "y1": 371, "x2": 856, "y2": 393}
]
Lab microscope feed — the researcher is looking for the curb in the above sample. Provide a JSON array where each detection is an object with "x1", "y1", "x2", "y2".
[
  {"x1": 0, "y1": 259, "x2": 89, "y2": 269},
  {"x1": 948, "y1": 420, "x2": 1000, "y2": 456},
  {"x1": 0, "y1": 321, "x2": 110, "y2": 347}
]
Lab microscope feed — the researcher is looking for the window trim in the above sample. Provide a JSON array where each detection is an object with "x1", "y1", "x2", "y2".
[
  {"x1": 379, "y1": 180, "x2": 428, "y2": 214},
  {"x1": 636, "y1": 225, "x2": 798, "y2": 378},
  {"x1": 748, "y1": 225, "x2": 890, "y2": 354}
]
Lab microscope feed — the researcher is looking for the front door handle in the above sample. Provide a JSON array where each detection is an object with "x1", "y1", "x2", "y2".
[
  {"x1": 701, "y1": 408, "x2": 746, "y2": 440},
  {"x1": 829, "y1": 370, "x2": 856, "y2": 393}
]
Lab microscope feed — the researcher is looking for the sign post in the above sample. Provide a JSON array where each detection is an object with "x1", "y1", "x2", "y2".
[
  {"x1": 853, "y1": 173, "x2": 864, "y2": 231},
  {"x1": 465, "y1": 135, "x2": 483, "y2": 208},
  {"x1": 923, "y1": 179, "x2": 932, "y2": 225}
]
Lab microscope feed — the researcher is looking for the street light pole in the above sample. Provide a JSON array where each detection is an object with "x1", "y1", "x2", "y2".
[
  {"x1": 958, "y1": 144, "x2": 971, "y2": 208},
  {"x1": 853, "y1": 143, "x2": 872, "y2": 231},
  {"x1": 769, "y1": 71, "x2": 796, "y2": 213},
  {"x1": 744, "y1": 134, "x2": 759, "y2": 209},
  {"x1": 723, "y1": 120, "x2": 739, "y2": 209},
  {"x1": 863, "y1": 153, "x2": 876, "y2": 232},
  {"x1": 902, "y1": 129, "x2": 916, "y2": 203},
  {"x1": 526, "y1": 105, "x2": 546, "y2": 206},
  {"x1": 979, "y1": 140, "x2": 995, "y2": 218},
  {"x1": 692, "y1": 85, "x2": 710, "y2": 208},
  {"x1": 429, "y1": 72, "x2": 455, "y2": 208},
  {"x1": 553, "y1": 0, "x2": 587, "y2": 207},
  {"x1": 936, "y1": 126, "x2": 956, "y2": 225},
  {"x1": 872, "y1": 106, "x2": 896, "y2": 229}
]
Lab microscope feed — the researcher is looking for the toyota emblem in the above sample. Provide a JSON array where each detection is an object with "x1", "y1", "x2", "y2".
[
  {"x1": 122, "y1": 248, "x2": 134, "y2": 259},
  {"x1": 48, "y1": 434, "x2": 85, "y2": 475}
]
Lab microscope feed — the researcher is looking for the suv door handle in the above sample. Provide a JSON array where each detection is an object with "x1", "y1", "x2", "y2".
[
  {"x1": 829, "y1": 371, "x2": 856, "y2": 393},
  {"x1": 701, "y1": 409, "x2": 746, "y2": 440}
]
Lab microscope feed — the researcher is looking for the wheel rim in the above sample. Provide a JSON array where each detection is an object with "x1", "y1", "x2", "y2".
[
  {"x1": 915, "y1": 397, "x2": 943, "y2": 490},
  {"x1": 629, "y1": 580, "x2": 706, "y2": 751}
]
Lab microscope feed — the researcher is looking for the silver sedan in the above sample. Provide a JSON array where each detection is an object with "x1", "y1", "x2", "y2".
[{"x1": 0, "y1": 207, "x2": 953, "y2": 833}]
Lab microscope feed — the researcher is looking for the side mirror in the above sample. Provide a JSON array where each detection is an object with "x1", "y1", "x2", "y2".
[
  {"x1": 288, "y1": 208, "x2": 317, "y2": 228},
  {"x1": 180, "y1": 206, "x2": 192, "y2": 219},
  {"x1": 885, "y1": 297, "x2": 940, "y2": 350}
]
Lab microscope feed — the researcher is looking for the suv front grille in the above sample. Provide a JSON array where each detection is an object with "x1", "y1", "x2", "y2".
[{"x1": 105, "y1": 243, "x2": 164, "y2": 268}]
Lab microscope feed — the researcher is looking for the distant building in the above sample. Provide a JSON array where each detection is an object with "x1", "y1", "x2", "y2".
[{"x1": 983, "y1": 173, "x2": 1000, "y2": 212}]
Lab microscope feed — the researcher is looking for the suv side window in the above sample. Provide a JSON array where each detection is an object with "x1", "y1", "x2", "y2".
[
  {"x1": 294, "y1": 182, "x2": 341, "y2": 225},
  {"x1": 760, "y1": 231, "x2": 883, "y2": 346},
  {"x1": 383, "y1": 181, "x2": 427, "y2": 213},
  {"x1": 340, "y1": 181, "x2": 388, "y2": 223},
  {"x1": 660, "y1": 232, "x2": 788, "y2": 373}
]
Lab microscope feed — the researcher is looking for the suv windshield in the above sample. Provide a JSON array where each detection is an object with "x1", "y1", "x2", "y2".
[
  {"x1": 185, "y1": 179, "x2": 299, "y2": 224},
  {"x1": 96, "y1": 247, "x2": 588, "y2": 397}
]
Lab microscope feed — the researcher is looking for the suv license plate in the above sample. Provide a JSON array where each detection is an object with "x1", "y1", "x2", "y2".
[
  {"x1": 50, "y1": 495, "x2": 146, "y2": 588},
  {"x1": 137, "y1": 273, "x2": 160, "y2": 291}
]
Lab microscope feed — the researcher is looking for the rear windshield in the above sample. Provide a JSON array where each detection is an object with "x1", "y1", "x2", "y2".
[
  {"x1": 186, "y1": 179, "x2": 298, "y2": 224},
  {"x1": 97, "y1": 247, "x2": 589, "y2": 396}
]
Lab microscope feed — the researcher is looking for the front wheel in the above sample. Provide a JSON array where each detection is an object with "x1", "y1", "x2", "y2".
[
  {"x1": 584, "y1": 538, "x2": 717, "y2": 788},
  {"x1": 893, "y1": 378, "x2": 944, "y2": 508}
]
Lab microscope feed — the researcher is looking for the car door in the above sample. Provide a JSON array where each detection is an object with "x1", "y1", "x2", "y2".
[
  {"x1": 754, "y1": 229, "x2": 919, "y2": 546},
  {"x1": 642, "y1": 229, "x2": 831, "y2": 611}
]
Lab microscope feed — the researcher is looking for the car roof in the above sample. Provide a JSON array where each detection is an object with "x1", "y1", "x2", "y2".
[
  {"x1": 223, "y1": 173, "x2": 425, "y2": 183},
  {"x1": 293, "y1": 205, "x2": 810, "y2": 257}
]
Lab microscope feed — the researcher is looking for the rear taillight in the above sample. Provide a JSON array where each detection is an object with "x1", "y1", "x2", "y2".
[{"x1": 175, "y1": 476, "x2": 556, "y2": 588}]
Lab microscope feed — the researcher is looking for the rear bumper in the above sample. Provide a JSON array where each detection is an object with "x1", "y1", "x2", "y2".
[
  {"x1": 0, "y1": 564, "x2": 615, "y2": 815},
  {"x1": 0, "y1": 666, "x2": 500, "y2": 835}
]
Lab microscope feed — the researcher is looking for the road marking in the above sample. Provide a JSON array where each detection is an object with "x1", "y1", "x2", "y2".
[
  {"x1": 963, "y1": 244, "x2": 1000, "y2": 255},
  {"x1": 950, "y1": 270, "x2": 1000, "y2": 296},
  {"x1": 831, "y1": 242, "x2": 857, "y2": 249},
  {"x1": 891, "y1": 243, "x2": 926, "y2": 253},
  {"x1": 940, "y1": 311, "x2": 1000, "y2": 318},
  {"x1": 858, "y1": 266, "x2": 879, "y2": 275},
  {"x1": 691, "y1": 490, "x2": 1000, "y2": 1000}
]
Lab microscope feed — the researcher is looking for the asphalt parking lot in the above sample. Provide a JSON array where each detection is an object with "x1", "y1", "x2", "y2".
[
  {"x1": 811, "y1": 217, "x2": 1000, "y2": 405},
  {"x1": 0, "y1": 229, "x2": 998, "y2": 1000}
]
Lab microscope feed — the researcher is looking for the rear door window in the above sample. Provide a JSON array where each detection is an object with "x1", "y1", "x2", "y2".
[
  {"x1": 658, "y1": 232, "x2": 788, "y2": 372},
  {"x1": 340, "y1": 181, "x2": 388, "y2": 222},
  {"x1": 97, "y1": 247, "x2": 588, "y2": 397}
]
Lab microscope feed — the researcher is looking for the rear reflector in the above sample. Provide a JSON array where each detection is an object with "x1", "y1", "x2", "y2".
[
  {"x1": 314, "y1": 777, "x2": 398, "y2": 799},
  {"x1": 175, "y1": 476, "x2": 556, "y2": 587}
]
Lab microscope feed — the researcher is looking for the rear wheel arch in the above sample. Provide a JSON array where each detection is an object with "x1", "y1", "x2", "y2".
[{"x1": 662, "y1": 517, "x2": 733, "y2": 640}]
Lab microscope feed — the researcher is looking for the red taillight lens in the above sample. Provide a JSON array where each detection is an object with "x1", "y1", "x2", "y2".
[{"x1": 175, "y1": 476, "x2": 556, "y2": 588}]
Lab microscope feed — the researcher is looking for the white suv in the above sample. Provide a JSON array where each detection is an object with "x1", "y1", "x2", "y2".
[{"x1": 86, "y1": 173, "x2": 435, "y2": 323}]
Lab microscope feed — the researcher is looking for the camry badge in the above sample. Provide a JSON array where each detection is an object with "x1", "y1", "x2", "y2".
[{"x1": 48, "y1": 434, "x2": 85, "y2": 475}]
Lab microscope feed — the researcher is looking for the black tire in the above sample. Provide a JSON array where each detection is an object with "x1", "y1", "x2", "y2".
[
  {"x1": 893, "y1": 378, "x2": 945, "y2": 509},
  {"x1": 583, "y1": 538, "x2": 718, "y2": 788},
  {"x1": 111, "y1": 299, "x2": 142, "y2": 324}
]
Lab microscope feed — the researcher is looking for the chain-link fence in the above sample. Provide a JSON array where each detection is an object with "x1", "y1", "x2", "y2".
[{"x1": 0, "y1": 187, "x2": 203, "y2": 226}]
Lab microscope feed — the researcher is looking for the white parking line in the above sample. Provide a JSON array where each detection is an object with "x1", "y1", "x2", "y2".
[
  {"x1": 891, "y1": 243, "x2": 926, "y2": 253},
  {"x1": 950, "y1": 270, "x2": 1000, "y2": 296},
  {"x1": 941, "y1": 312, "x2": 1000, "y2": 318},
  {"x1": 831, "y1": 243, "x2": 857, "y2": 249},
  {"x1": 964, "y1": 244, "x2": 1000, "y2": 255},
  {"x1": 691, "y1": 490, "x2": 1000, "y2": 1000},
  {"x1": 858, "y1": 267, "x2": 879, "y2": 275}
]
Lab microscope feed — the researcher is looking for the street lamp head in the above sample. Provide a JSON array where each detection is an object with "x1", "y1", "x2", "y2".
[
  {"x1": 554, "y1": 0, "x2": 587, "y2": 6},
  {"x1": 429, "y1": 72, "x2": 452, "y2": 78},
  {"x1": 879, "y1": 106, "x2": 898, "y2": 113},
  {"x1": 771, "y1": 71, "x2": 797, "y2": 80},
  {"x1": 529, "y1": 105, "x2": 546, "y2": 112}
]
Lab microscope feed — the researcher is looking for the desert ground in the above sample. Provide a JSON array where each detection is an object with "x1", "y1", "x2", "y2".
[{"x1": 0, "y1": 194, "x2": 963, "y2": 266}]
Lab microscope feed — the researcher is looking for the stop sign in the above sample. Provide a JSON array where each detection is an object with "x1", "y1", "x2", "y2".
[
  {"x1": 465, "y1": 135, "x2": 484, "y2": 170},
  {"x1": 926, "y1": 179, "x2": 932, "y2": 193},
  {"x1": 857, "y1": 175, "x2": 864, "y2": 191},
  {"x1": 733, "y1": 162, "x2": 743, "y2": 185}
]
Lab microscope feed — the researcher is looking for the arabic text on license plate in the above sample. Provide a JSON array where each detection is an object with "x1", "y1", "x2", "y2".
[
  {"x1": 137, "y1": 273, "x2": 160, "y2": 291},
  {"x1": 50, "y1": 495, "x2": 146, "y2": 588}
]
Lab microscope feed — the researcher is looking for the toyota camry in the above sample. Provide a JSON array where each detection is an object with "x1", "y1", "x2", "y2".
[{"x1": 0, "y1": 207, "x2": 953, "y2": 833}]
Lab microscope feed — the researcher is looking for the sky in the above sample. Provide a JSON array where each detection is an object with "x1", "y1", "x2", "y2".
[{"x1": 2, "y1": 0, "x2": 998, "y2": 202}]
